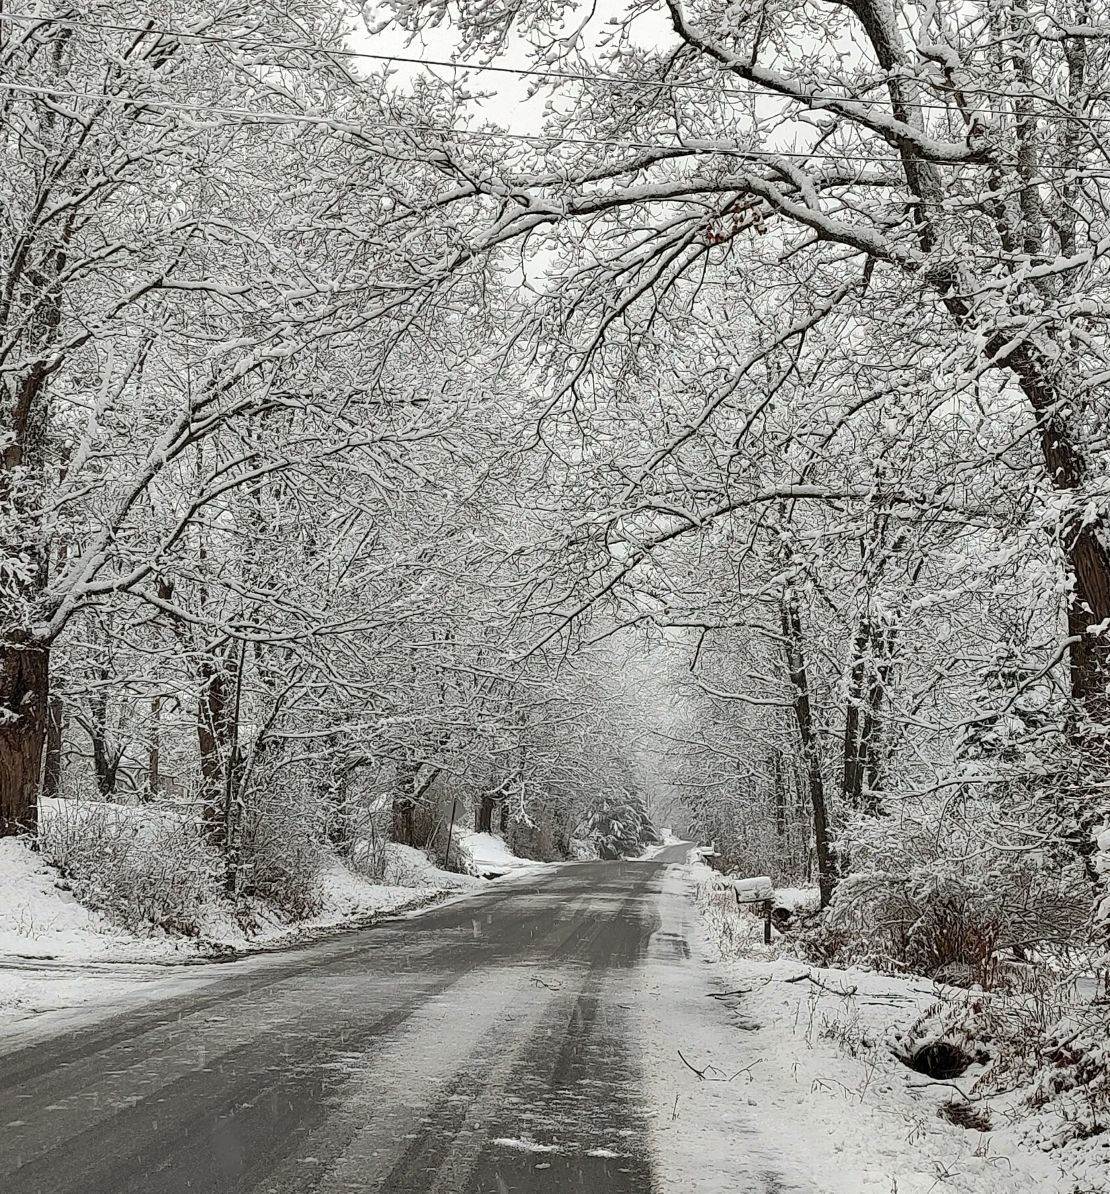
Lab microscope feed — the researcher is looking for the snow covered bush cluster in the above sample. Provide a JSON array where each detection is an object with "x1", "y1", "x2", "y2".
[
  {"x1": 809, "y1": 809, "x2": 1092, "y2": 983},
  {"x1": 1095, "y1": 824, "x2": 1110, "y2": 956},
  {"x1": 38, "y1": 800, "x2": 219, "y2": 939}
]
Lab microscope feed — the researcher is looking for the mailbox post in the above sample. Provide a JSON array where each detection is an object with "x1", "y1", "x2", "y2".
[{"x1": 729, "y1": 876, "x2": 774, "y2": 945}]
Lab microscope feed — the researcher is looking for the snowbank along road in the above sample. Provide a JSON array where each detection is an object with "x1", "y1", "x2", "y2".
[{"x1": 0, "y1": 845, "x2": 693, "y2": 1194}]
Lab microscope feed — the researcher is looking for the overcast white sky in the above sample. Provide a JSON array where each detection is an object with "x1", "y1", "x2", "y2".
[{"x1": 353, "y1": 0, "x2": 678, "y2": 135}]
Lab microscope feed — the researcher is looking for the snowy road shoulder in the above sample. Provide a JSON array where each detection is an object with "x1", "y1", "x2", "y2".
[{"x1": 635, "y1": 862, "x2": 1089, "y2": 1194}]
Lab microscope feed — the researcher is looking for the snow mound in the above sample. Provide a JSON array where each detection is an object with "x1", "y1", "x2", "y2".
[
  {"x1": 311, "y1": 858, "x2": 452, "y2": 921},
  {"x1": 197, "y1": 849, "x2": 485, "y2": 952},
  {"x1": 458, "y1": 832, "x2": 540, "y2": 878},
  {"x1": 364, "y1": 842, "x2": 485, "y2": 892}
]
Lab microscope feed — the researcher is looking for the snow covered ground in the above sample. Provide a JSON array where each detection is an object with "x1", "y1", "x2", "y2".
[
  {"x1": 637, "y1": 828, "x2": 689, "y2": 860},
  {"x1": 637, "y1": 859, "x2": 1102, "y2": 1194},
  {"x1": 0, "y1": 838, "x2": 205, "y2": 1029},
  {"x1": 4, "y1": 834, "x2": 1102, "y2": 1192}
]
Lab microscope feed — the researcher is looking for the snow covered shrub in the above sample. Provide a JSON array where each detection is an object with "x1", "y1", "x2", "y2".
[
  {"x1": 704, "y1": 822, "x2": 809, "y2": 889},
  {"x1": 39, "y1": 798, "x2": 218, "y2": 937},
  {"x1": 1094, "y1": 822, "x2": 1110, "y2": 963},
  {"x1": 568, "y1": 836, "x2": 600, "y2": 860},
  {"x1": 820, "y1": 868, "x2": 1006, "y2": 983},
  {"x1": 378, "y1": 843, "x2": 439, "y2": 886},
  {"x1": 1028, "y1": 1009, "x2": 1110, "y2": 1144},
  {"x1": 819, "y1": 808, "x2": 1091, "y2": 984},
  {"x1": 506, "y1": 817, "x2": 562, "y2": 862},
  {"x1": 236, "y1": 787, "x2": 323, "y2": 919},
  {"x1": 348, "y1": 827, "x2": 390, "y2": 880},
  {"x1": 578, "y1": 790, "x2": 659, "y2": 859}
]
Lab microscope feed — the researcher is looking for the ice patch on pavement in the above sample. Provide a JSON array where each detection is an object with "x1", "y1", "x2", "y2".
[{"x1": 492, "y1": 1137, "x2": 562, "y2": 1153}]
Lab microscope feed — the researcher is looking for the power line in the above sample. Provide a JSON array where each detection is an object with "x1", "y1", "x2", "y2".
[{"x1": 0, "y1": 10, "x2": 1093, "y2": 120}]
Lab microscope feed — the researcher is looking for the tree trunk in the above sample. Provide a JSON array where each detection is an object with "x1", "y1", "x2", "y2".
[
  {"x1": 0, "y1": 636, "x2": 47, "y2": 834},
  {"x1": 781, "y1": 595, "x2": 837, "y2": 907},
  {"x1": 861, "y1": 626, "x2": 895, "y2": 815},
  {"x1": 1010, "y1": 342, "x2": 1110, "y2": 723},
  {"x1": 197, "y1": 650, "x2": 239, "y2": 851},
  {"x1": 843, "y1": 620, "x2": 892, "y2": 817},
  {"x1": 391, "y1": 759, "x2": 418, "y2": 846},
  {"x1": 772, "y1": 748, "x2": 786, "y2": 838},
  {"x1": 842, "y1": 619, "x2": 872, "y2": 813},
  {"x1": 42, "y1": 694, "x2": 63, "y2": 800},
  {"x1": 146, "y1": 694, "x2": 161, "y2": 802},
  {"x1": 88, "y1": 686, "x2": 120, "y2": 799},
  {"x1": 477, "y1": 792, "x2": 495, "y2": 833}
]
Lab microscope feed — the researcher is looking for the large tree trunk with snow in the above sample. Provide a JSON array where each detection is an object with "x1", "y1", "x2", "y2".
[
  {"x1": 477, "y1": 792, "x2": 495, "y2": 832},
  {"x1": 1008, "y1": 346, "x2": 1110, "y2": 724},
  {"x1": 772, "y1": 748, "x2": 786, "y2": 839},
  {"x1": 0, "y1": 636, "x2": 47, "y2": 835},
  {"x1": 86, "y1": 680, "x2": 121, "y2": 798},
  {"x1": 843, "y1": 620, "x2": 893, "y2": 817},
  {"x1": 146, "y1": 695, "x2": 162, "y2": 802},
  {"x1": 842, "y1": 619, "x2": 872, "y2": 814}
]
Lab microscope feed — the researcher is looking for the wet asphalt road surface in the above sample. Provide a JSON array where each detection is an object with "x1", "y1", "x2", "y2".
[{"x1": 0, "y1": 846, "x2": 691, "y2": 1194}]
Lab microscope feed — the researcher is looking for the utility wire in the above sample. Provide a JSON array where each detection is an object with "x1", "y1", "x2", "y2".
[{"x1": 0, "y1": 10, "x2": 1097, "y2": 119}]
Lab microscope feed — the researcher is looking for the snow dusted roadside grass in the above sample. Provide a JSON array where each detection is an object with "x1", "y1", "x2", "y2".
[
  {"x1": 0, "y1": 836, "x2": 192, "y2": 965},
  {"x1": 652, "y1": 859, "x2": 1103, "y2": 1194},
  {"x1": 0, "y1": 809, "x2": 488, "y2": 1031}
]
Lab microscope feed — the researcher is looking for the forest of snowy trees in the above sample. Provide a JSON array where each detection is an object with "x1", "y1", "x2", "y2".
[{"x1": 1, "y1": 0, "x2": 1109, "y2": 1107}]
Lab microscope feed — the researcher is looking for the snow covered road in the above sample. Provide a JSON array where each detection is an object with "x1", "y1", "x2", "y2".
[
  {"x1": 1, "y1": 847, "x2": 693, "y2": 1194},
  {"x1": 4, "y1": 850, "x2": 1080, "y2": 1194}
]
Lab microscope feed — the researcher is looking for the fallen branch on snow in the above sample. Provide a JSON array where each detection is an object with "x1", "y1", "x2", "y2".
[
  {"x1": 678, "y1": 1049, "x2": 762, "y2": 1083},
  {"x1": 783, "y1": 971, "x2": 858, "y2": 997}
]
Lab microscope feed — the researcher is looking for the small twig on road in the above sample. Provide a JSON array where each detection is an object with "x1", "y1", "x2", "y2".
[
  {"x1": 671, "y1": 1093, "x2": 680, "y2": 1120},
  {"x1": 706, "y1": 987, "x2": 752, "y2": 999},
  {"x1": 678, "y1": 1048, "x2": 713, "y2": 1080},
  {"x1": 783, "y1": 971, "x2": 858, "y2": 997},
  {"x1": 727, "y1": 1059, "x2": 761, "y2": 1082},
  {"x1": 530, "y1": 975, "x2": 562, "y2": 990},
  {"x1": 678, "y1": 1049, "x2": 746, "y2": 1082}
]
